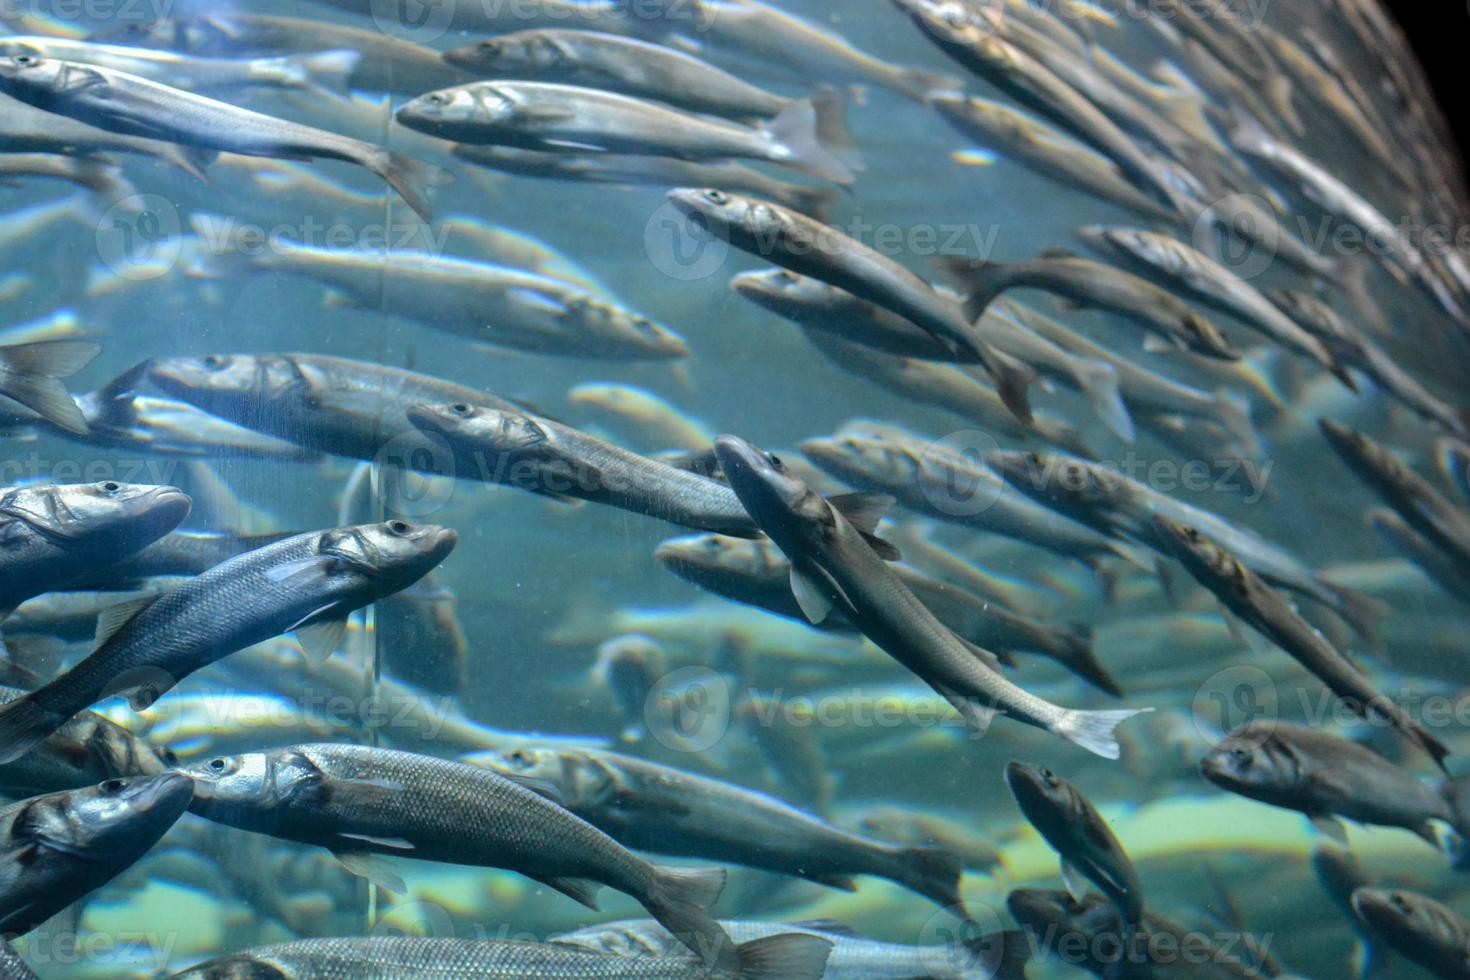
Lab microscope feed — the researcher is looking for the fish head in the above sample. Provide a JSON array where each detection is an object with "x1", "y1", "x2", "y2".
[
  {"x1": 477, "y1": 745, "x2": 581, "y2": 799},
  {"x1": 593, "y1": 633, "x2": 666, "y2": 689},
  {"x1": 148, "y1": 353, "x2": 286, "y2": 415},
  {"x1": 0, "y1": 53, "x2": 76, "y2": 101},
  {"x1": 320, "y1": 520, "x2": 458, "y2": 594},
  {"x1": 81, "y1": 715, "x2": 176, "y2": 778},
  {"x1": 799, "y1": 428, "x2": 910, "y2": 487},
  {"x1": 1006, "y1": 887, "x2": 1114, "y2": 937},
  {"x1": 1004, "y1": 760, "x2": 1085, "y2": 831},
  {"x1": 0, "y1": 480, "x2": 190, "y2": 553},
  {"x1": 396, "y1": 84, "x2": 513, "y2": 140},
  {"x1": 729, "y1": 268, "x2": 824, "y2": 319},
  {"x1": 561, "y1": 295, "x2": 689, "y2": 360},
  {"x1": 985, "y1": 450, "x2": 1114, "y2": 514},
  {"x1": 654, "y1": 532, "x2": 771, "y2": 581},
  {"x1": 666, "y1": 188, "x2": 765, "y2": 241},
  {"x1": 1150, "y1": 515, "x2": 1244, "y2": 588},
  {"x1": 1181, "y1": 310, "x2": 1240, "y2": 359},
  {"x1": 713, "y1": 435, "x2": 829, "y2": 540},
  {"x1": 1351, "y1": 888, "x2": 1459, "y2": 951},
  {"x1": 444, "y1": 33, "x2": 567, "y2": 75},
  {"x1": 1198, "y1": 724, "x2": 1298, "y2": 800},
  {"x1": 9, "y1": 773, "x2": 193, "y2": 862},
  {"x1": 407, "y1": 401, "x2": 548, "y2": 455},
  {"x1": 187, "y1": 749, "x2": 324, "y2": 820},
  {"x1": 1319, "y1": 418, "x2": 1396, "y2": 478}
]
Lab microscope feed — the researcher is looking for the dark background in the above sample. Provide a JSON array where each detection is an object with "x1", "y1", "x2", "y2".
[{"x1": 1382, "y1": 0, "x2": 1466, "y2": 161}]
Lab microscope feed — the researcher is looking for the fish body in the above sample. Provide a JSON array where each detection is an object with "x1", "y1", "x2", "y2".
[
  {"x1": 474, "y1": 744, "x2": 965, "y2": 909},
  {"x1": 166, "y1": 934, "x2": 832, "y2": 980},
  {"x1": 408, "y1": 401, "x2": 758, "y2": 536},
  {"x1": 185, "y1": 743, "x2": 736, "y2": 967},
  {"x1": 1200, "y1": 721, "x2": 1453, "y2": 840},
  {"x1": 399, "y1": 81, "x2": 852, "y2": 185},
  {"x1": 0, "y1": 522, "x2": 455, "y2": 763},
  {"x1": 0, "y1": 56, "x2": 445, "y2": 220},
  {"x1": 671, "y1": 188, "x2": 1037, "y2": 422},
  {"x1": 1351, "y1": 888, "x2": 1470, "y2": 979},
  {"x1": 0, "y1": 481, "x2": 191, "y2": 614},
  {"x1": 0, "y1": 772, "x2": 193, "y2": 938},
  {"x1": 713, "y1": 434, "x2": 1147, "y2": 758}
]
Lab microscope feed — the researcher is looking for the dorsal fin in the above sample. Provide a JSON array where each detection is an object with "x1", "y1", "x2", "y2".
[{"x1": 94, "y1": 596, "x2": 158, "y2": 647}]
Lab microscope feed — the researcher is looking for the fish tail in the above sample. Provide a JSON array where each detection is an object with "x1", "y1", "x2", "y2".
[
  {"x1": 0, "y1": 339, "x2": 102, "y2": 435},
  {"x1": 1077, "y1": 360, "x2": 1133, "y2": 442},
  {"x1": 1054, "y1": 706, "x2": 1153, "y2": 760},
  {"x1": 892, "y1": 66, "x2": 963, "y2": 103},
  {"x1": 963, "y1": 930, "x2": 1031, "y2": 980},
  {"x1": 943, "y1": 257, "x2": 1010, "y2": 323},
  {"x1": 370, "y1": 150, "x2": 454, "y2": 223},
  {"x1": 285, "y1": 49, "x2": 361, "y2": 98},
  {"x1": 809, "y1": 85, "x2": 863, "y2": 174},
  {"x1": 988, "y1": 348, "x2": 1038, "y2": 426},
  {"x1": 764, "y1": 99, "x2": 854, "y2": 185},
  {"x1": 643, "y1": 864, "x2": 732, "y2": 967},
  {"x1": 0, "y1": 692, "x2": 71, "y2": 765},
  {"x1": 1213, "y1": 388, "x2": 1260, "y2": 457},
  {"x1": 731, "y1": 934, "x2": 832, "y2": 980},
  {"x1": 888, "y1": 843, "x2": 964, "y2": 909}
]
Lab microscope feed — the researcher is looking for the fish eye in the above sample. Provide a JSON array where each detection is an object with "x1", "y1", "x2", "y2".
[
  {"x1": 206, "y1": 757, "x2": 227, "y2": 773},
  {"x1": 1040, "y1": 768, "x2": 1059, "y2": 786},
  {"x1": 1230, "y1": 747, "x2": 1252, "y2": 767},
  {"x1": 387, "y1": 520, "x2": 412, "y2": 535},
  {"x1": 450, "y1": 403, "x2": 473, "y2": 416},
  {"x1": 99, "y1": 779, "x2": 125, "y2": 794},
  {"x1": 702, "y1": 189, "x2": 729, "y2": 204},
  {"x1": 13, "y1": 55, "x2": 38, "y2": 67},
  {"x1": 1390, "y1": 893, "x2": 1411, "y2": 913},
  {"x1": 161, "y1": 748, "x2": 178, "y2": 766},
  {"x1": 766, "y1": 453, "x2": 783, "y2": 469},
  {"x1": 426, "y1": 92, "x2": 449, "y2": 106},
  {"x1": 202, "y1": 355, "x2": 226, "y2": 370},
  {"x1": 506, "y1": 750, "x2": 531, "y2": 769},
  {"x1": 99, "y1": 481, "x2": 121, "y2": 494}
]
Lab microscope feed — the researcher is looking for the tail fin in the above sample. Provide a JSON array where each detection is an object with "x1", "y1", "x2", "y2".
[
  {"x1": 644, "y1": 865, "x2": 732, "y2": 968},
  {"x1": 733, "y1": 934, "x2": 832, "y2": 980},
  {"x1": 809, "y1": 85, "x2": 863, "y2": 174},
  {"x1": 892, "y1": 65, "x2": 962, "y2": 103},
  {"x1": 963, "y1": 929, "x2": 1031, "y2": 980},
  {"x1": 1055, "y1": 707, "x2": 1153, "y2": 760},
  {"x1": 889, "y1": 844, "x2": 965, "y2": 910},
  {"x1": 0, "y1": 692, "x2": 71, "y2": 765},
  {"x1": 787, "y1": 185, "x2": 840, "y2": 223},
  {"x1": 1077, "y1": 360, "x2": 1133, "y2": 442},
  {"x1": 1321, "y1": 580, "x2": 1389, "y2": 647},
  {"x1": 1213, "y1": 388, "x2": 1259, "y2": 457},
  {"x1": 0, "y1": 339, "x2": 101, "y2": 435},
  {"x1": 155, "y1": 144, "x2": 216, "y2": 183},
  {"x1": 278, "y1": 49, "x2": 361, "y2": 98},
  {"x1": 947, "y1": 257, "x2": 1012, "y2": 323},
  {"x1": 988, "y1": 348, "x2": 1038, "y2": 426},
  {"x1": 764, "y1": 100, "x2": 854, "y2": 185},
  {"x1": 369, "y1": 150, "x2": 453, "y2": 223}
]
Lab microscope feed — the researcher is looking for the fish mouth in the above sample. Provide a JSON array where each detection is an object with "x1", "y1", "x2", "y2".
[
  {"x1": 128, "y1": 771, "x2": 196, "y2": 818},
  {"x1": 143, "y1": 486, "x2": 194, "y2": 524},
  {"x1": 430, "y1": 527, "x2": 460, "y2": 553}
]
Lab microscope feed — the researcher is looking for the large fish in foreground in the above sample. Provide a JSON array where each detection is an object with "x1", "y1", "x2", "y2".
[
  {"x1": 0, "y1": 522, "x2": 456, "y2": 763},
  {"x1": 0, "y1": 481, "x2": 191, "y2": 615},
  {"x1": 165, "y1": 934, "x2": 832, "y2": 979},
  {"x1": 185, "y1": 743, "x2": 738, "y2": 969},
  {"x1": 712, "y1": 434, "x2": 1148, "y2": 758},
  {"x1": 0, "y1": 772, "x2": 193, "y2": 938},
  {"x1": 1351, "y1": 887, "x2": 1470, "y2": 980},
  {"x1": 0, "y1": 55, "x2": 446, "y2": 220}
]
